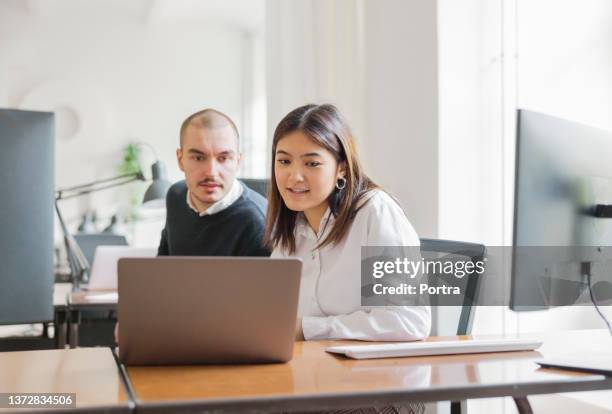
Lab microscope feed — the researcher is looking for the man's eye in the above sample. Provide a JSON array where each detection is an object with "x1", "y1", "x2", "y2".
[
  {"x1": 194, "y1": 156, "x2": 204, "y2": 161},
  {"x1": 306, "y1": 161, "x2": 321, "y2": 167},
  {"x1": 218, "y1": 156, "x2": 227, "y2": 162}
]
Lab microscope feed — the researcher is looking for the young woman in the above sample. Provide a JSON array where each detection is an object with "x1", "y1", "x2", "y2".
[{"x1": 264, "y1": 104, "x2": 431, "y2": 342}]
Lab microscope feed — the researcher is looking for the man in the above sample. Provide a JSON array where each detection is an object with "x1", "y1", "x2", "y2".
[{"x1": 158, "y1": 108, "x2": 269, "y2": 256}]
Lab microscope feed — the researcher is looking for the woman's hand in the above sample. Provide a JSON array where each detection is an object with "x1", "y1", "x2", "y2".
[{"x1": 295, "y1": 318, "x2": 304, "y2": 341}]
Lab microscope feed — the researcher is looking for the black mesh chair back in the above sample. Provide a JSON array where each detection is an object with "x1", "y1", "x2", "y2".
[
  {"x1": 420, "y1": 238, "x2": 486, "y2": 335},
  {"x1": 240, "y1": 178, "x2": 269, "y2": 198}
]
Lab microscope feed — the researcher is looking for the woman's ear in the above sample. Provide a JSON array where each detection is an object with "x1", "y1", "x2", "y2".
[{"x1": 337, "y1": 162, "x2": 347, "y2": 180}]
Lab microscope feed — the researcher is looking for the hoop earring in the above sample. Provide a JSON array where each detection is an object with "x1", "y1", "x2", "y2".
[{"x1": 335, "y1": 177, "x2": 347, "y2": 190}]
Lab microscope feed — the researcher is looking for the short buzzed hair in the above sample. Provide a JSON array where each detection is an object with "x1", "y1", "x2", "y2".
[{"x1": 179, "y1": 108, "x2": 240, "y2": 149}]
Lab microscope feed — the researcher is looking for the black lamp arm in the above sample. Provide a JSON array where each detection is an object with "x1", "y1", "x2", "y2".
[
  {"x1": 55, "y1": 200, "x2": 89, "y2": 288},
  {"x1": 55, "y1": 171, "x2": 145, "y2": 201},
  {"x1": 53, "y1": 148, "x2": 169, "y2": 289},
  {"x1": 594, "y1": 204, "x2": 612, "y2": 218},
  {"x1": 54, "y1": 169, "x2": 146, "y2": 288}
]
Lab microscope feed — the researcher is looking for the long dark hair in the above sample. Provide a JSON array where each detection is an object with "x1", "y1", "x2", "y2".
[{"x1": 264, "y1": 104, "x2": 378, "y2": 254}]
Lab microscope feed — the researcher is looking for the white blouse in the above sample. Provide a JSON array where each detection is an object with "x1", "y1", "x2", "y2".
[{"x1": 272, "y1": 190, "x2": 431, "y2": 341}]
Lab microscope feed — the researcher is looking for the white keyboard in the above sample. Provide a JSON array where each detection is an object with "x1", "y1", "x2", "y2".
[{"x1": 326, "y1": 338, "x2": 543, "y2": 360}]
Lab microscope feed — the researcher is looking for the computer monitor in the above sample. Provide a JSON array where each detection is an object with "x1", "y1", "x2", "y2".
[
  {"x1": 0, "y1": 109, "x2": 55, "y2": 324},
  {"x1": 511, "y1": 109, "x2": 612, "y2": 311},
  {"x1": 73, "y1": 233, "x2": 128, "y2": 269}
]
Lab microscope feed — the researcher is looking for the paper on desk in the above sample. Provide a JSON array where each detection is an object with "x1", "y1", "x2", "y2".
[{"x1": 85, "y1": 292, "x2": 118, "y2": 302}]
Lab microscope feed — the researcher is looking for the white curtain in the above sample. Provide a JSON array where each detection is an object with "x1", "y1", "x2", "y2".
[{"x1": 265, "y1": 0, "x2": 366, "y2": 143}]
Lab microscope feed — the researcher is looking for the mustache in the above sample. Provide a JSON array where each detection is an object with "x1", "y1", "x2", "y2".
[{"x1": 198, "y1": 179, "x2": 222, "y2": 186}]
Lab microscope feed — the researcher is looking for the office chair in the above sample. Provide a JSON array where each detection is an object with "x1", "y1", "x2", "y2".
[
  {"x1": 70, "y1": 233, "x2": 128, "y2": 347},
  {"x1": 240, "y1": 178, "x2": 269, "y2": 198},
  {"x1": 420, "y1": 238, "x2": 485, "y2": 335},
  {"x1": 420, "y1": 238, "x2": 486, "y2": 414}
]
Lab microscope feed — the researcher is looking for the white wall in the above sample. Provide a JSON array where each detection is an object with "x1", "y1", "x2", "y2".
[
  {"x1": 518, "y1": 0, "x2": 612, "y2": 131},
  {"x1": 437, "y1": 0, "x2": 518, "y2": 344},
  {"x1": 265, "y1": 0, "x2": 439, "y2": 238},
  {"x1": 438, "y1": 0, "x2": 506, "y2": 246},
  {"x1": 0, "y1": 1, "x2": 265, "y2": 245},
  {"x1": 361, "y1": 0, "x2": 439, "y2": 238}
]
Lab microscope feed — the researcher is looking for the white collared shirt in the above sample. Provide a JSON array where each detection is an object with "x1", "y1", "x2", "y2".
[
  {"x1": 272, "y1": 189, "x2": 431, "y2": 341},
  {"x1": 186, "y1": 178, "x2": 244, "y2": 216}
]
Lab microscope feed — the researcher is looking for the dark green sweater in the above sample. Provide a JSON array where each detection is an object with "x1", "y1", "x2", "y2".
[{"x1": 157, "y1": 180, "x2": 270, "y2": 257}]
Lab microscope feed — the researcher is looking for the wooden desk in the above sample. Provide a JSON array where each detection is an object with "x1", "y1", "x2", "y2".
[
  {"x1": 68, "y1": 290, "x2": 117, "y2": 348},
  {"x1": 0, "y1": 347, "x2": 131, "y2": 414},
  {"x1": 69, "y1": 290, "x2": 118, "y2": 309},
  {"x1": 125, "y1": 330, "x2": 612, "y2": 414}
]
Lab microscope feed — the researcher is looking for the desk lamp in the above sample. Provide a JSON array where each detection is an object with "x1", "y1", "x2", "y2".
[{"x1": 55, "y1": 148, "x2": 171, "y2": 289}]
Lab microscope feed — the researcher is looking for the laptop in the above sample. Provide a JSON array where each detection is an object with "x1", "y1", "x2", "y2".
[
  {"x1": 88, "y1": 246, "x2": 157, "y2": 290},
  {"x1": 74, "y1": 234, "x2": 128, "y2": 268},
  {"x1": 118, "y1": 257, "x2": 302, "y2": 366},
  {"x1": 537, "y1": 354, "x2": 612, "y2": 376}
]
